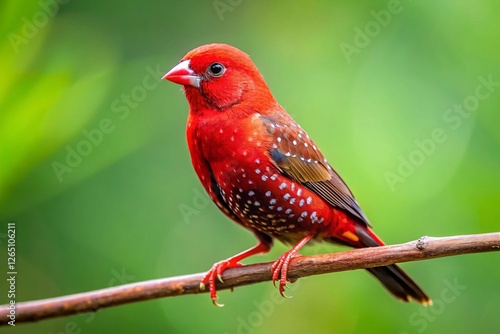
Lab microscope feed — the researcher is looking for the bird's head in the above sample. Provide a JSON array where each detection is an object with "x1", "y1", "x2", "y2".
[{"x1": 164, "y1": 43, "x2": 277, "y2": 115}]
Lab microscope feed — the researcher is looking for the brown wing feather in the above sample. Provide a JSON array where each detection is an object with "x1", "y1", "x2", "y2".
[{"x1": 261, "y1": 113, "x2": 371, "y2": 226}]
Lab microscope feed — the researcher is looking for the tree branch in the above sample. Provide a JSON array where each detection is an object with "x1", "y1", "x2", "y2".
[{"x1": 2, "y1": 232, "x2": 499, "y2": 325}]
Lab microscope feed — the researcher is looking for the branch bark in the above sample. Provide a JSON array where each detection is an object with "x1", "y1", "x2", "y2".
[{"x1": 1, "y1": 232, "x2": 499, "y2": 325}]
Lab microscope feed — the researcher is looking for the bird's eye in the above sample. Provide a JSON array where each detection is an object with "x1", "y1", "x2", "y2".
[{"x1": 207, "y1": 62, "x2": 225, "y2": 77}]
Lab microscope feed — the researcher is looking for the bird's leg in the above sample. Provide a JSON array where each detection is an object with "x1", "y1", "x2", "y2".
[
  {"x1": 200, "y1": 235, "x2": 272, "y2": 306},
  {"x1": 271, "y1": 234, "x2": 314, "y2": 297}
]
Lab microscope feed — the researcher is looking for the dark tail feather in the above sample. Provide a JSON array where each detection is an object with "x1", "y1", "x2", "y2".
[
  {"x1": 366, "y1": 265, "x2": 431, "y2": 305},
  {"x1": 355, "y1": 225, "x2": 432, "y2": 305}
]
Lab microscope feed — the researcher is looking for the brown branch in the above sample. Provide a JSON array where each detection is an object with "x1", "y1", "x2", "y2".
[{"x1": 2, "y1": 232, "x2": 499, "y2": 325}]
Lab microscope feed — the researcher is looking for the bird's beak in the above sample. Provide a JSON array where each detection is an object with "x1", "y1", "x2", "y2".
[{"x1": 162, "y1": 59, "x2": 201, "y2": 88}]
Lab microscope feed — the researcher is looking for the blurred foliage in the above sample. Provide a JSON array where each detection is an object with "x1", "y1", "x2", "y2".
[{"x1": 0, "y1": 1, "x2": 499, "y2": 333}]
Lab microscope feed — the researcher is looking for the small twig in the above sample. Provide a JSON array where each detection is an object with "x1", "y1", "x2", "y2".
[{"x1": 1, "y1": 232, "x2": 499, "y2": 325}]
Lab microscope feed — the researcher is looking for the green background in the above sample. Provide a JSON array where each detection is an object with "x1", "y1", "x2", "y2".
[{"x1": 1, "y1": 1, "x2": 499, "y2": 333}]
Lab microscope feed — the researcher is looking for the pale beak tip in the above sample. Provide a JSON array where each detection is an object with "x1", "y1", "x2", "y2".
[{"x1": 163, "y1": 59, "x2": 200, "y2": 87}]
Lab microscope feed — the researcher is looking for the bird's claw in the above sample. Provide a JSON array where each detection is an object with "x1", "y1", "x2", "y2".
[
  {"x1": 279, "y1": 288, "x2": 293, "y2": 299},
  {"x1": 271, "y1": 250, "x2": 299, "y2": 299},
  {"x1": 212, "y1": 298, "x2": 224, "y2": 307},
  {"x1": 200, "y1": 259, "x2": 242, "y2": 305}
]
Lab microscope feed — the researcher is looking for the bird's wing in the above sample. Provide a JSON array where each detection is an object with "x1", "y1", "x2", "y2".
[{"x1": 261, "y1": 114, "x2": 371, "y2": 226}]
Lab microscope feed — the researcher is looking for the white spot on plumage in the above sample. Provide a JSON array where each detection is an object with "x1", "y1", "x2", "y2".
[
  {"x1": 297, "y1": 189, "x2": 303, "y2": 196},
  {"x1": 298, "y1": 218, "x2": 304, "y2": 223},
  {"x1": 306, "y1": 197, "x2": 312, "y2": 204},
  {"x1": 248, "y1": 180, "x2": 253, "y2": 185},
  {"x1": 285, "y1": 209, "x2": 292, "y2": 214},
  {"x1": 270, "y1": 199, "x2": 277, "y2": 205},
  {"x1": 248, "y1": 191, "x2": 255, "y2": 196},
  {"x1": 279, "y1": 182, "x2": 286, "y2": 190},
  {"x1": 262, "y1": 175, "x2": 268, "y2": 181},
  {"x1": 243, "y1": 151, "x2": 248, "y2": 156},
  {"x1": 255, "y1": 169, "x2": 261, "y2": 174},
  {"x1": 277, "y1": 137, "x2": 282, "y2": 142},
  {"x1": 304, "y1": 142, "x2": 308, "y2": 148},
  {"x1": 290, "y1": 198, "x2": 296, "y2": 205},
  {"x1": 301, "y1": 211, "x2": 308, "y2": 218},
  {"x1": 230, "y1": 136, "x2": 235, "y2": 142},
  {"x1": 255, "y1": 158, "x2": 260, "y2": 164},
  {"x1": 219, "y1": 128, "x2": 223, "y2": 134},
  {"x1": 277, "y1": 207, "x2": 283, "y2": 212},
  {"x1": 284, "y1": 193, "x2": 291, "y2": 200},
  {"x1": 299, "y1": 199, "x2": 305, "y2": 207},
  {"x1": 293, "y1": 140, "x2": 297, "y2": 145},
  {"x1": 265, "y1": 191, "x2": 272, "y2": 197},
  {"x1": 254, "y1": 201, "x2": 260, "y2": 206}
]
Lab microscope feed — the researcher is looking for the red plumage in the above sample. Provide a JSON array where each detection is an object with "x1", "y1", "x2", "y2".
[{"x1": 164, "y1": 43, "x2": 431, "y2": 306}]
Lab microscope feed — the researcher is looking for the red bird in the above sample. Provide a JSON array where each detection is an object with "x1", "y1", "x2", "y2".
[{"x1": 163, "y1": 43, "x2": 431, "y2": 306}]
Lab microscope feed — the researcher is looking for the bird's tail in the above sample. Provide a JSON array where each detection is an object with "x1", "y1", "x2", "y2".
[{"x1": 354, "y1": 225, "x2": 432, "y2": 305}]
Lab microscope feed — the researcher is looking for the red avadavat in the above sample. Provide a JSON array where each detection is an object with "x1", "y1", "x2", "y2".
[{"x1": 164, "y1": 43, "x2": 430, "y2": 306}]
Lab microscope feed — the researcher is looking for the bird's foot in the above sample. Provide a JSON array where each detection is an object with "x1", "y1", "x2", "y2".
[
  {"x1": 271, "y1": 249, "x2": 300, "y2": 298},
  {"x1": 200, "y1": 259, "x2": 243, "y2": 306}
]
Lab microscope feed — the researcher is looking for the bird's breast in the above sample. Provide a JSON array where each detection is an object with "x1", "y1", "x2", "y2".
[
  {"x1": 187, "y1": 112, "x2": 333, "y2": 244},
  {"x1": 210, "y1": 153, "x2": 333, "y2": 244}
]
